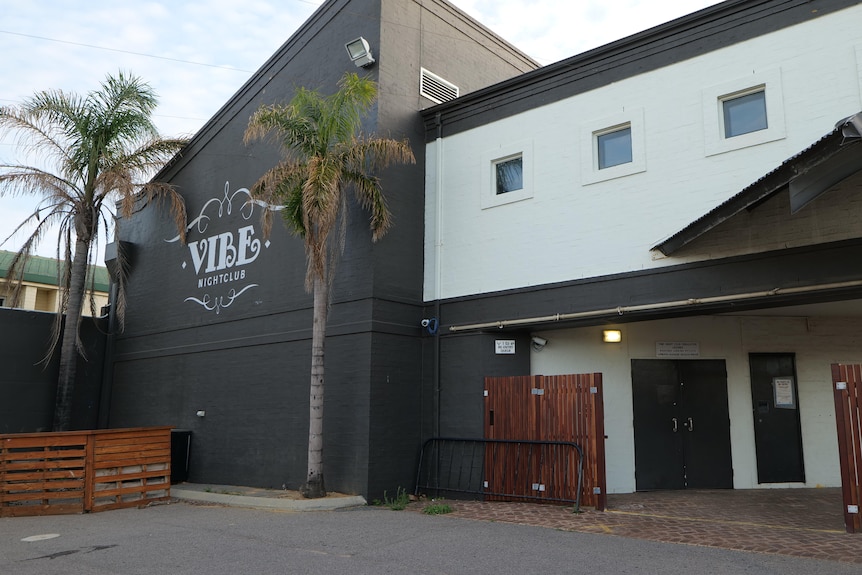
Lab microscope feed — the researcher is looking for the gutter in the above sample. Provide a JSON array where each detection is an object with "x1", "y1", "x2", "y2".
[{"x1": 448, "y1": 279, "x2": 862, "y2": 332}]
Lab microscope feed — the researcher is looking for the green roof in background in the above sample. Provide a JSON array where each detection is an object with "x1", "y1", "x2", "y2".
[{"x1": 0, "y1": 250, "x2": 110, "y2": 293}]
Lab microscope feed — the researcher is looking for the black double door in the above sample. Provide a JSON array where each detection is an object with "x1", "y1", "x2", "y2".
[{"x1": 632, "y1": 359, "x2": 733, "y2": 490}]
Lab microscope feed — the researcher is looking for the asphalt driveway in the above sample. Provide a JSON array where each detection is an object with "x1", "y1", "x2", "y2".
[{"x1": 1, "y1": 501, "x2": 858, "y2": 575}]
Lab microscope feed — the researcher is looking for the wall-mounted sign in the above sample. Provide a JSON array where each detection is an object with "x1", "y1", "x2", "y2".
[
  {"x1": 655, "y1": 341, "x2": 700, "y2": 358},
  {"x1": 166, "y1": 181, "x2": 278, "y2": 314},
  {"x1": 773, "y1": 377, "x2": 796, "y2": 409},
  {"x1": 495, "y1": 340, "x2": 516, "y2": 354}
]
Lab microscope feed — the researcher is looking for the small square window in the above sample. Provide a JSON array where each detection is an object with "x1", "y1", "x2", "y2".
[
  {"x1": 597, "y1": 127, "x2": 632, "y2": 169},
  {"x1": 481, "y1": 140, "x2": 532, "y2": 209},
  {"x1": 495, "y1": 156, "x2": 523, "y2": 195},
  {"x1": 580, "y1": 109, "x2": 645, "y2": 185},
  {"x1": 703, "y1": 70, "x2": 785, "y2": 156},
  {"x1": 723, "y1": 90, "x2": 767, "y2": 138}
]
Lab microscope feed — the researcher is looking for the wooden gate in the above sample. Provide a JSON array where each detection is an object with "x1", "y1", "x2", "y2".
[
  {"x1": 484, "y1": 374, "x2": 607, "y2": 510},
  {"x1": 831, "y1": 364, "x2": 862, "y2": 533}
]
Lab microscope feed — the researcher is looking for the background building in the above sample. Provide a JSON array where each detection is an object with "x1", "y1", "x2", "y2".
[{"x1": 0, "y1": 249, "x2": 109, "y2": 314}]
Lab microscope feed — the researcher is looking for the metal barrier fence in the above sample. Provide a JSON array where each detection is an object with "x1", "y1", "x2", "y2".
[{"x1": 414, "y1": 437, "x2": 584, "y2": 512}]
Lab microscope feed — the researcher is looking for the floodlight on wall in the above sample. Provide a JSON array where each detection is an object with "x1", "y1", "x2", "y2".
[
  {"x1": 345, "y1": 37, "x2": 375, "y2": 68},
  {"x1": 602, "y1": 329, "x2": 622, "y2": 343},
  {"x1": 531, "y1": 336, "x2": 548, "y2": 351}
]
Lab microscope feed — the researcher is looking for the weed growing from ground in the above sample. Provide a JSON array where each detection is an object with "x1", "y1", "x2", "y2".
[
  {"x1": 422, "y1": 502, "x2": 452, "y2": 515},
  {"x1": 383, "y1": 487, "x2": 410, "y2": 510}
]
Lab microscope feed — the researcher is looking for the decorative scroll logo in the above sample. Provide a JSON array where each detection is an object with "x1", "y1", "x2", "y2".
[{"x1": 166, "y1": 182, "x2": 279, "y2": 314}]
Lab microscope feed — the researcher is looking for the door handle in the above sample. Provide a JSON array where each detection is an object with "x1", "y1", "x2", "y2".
[
  {"x1": 686, "y1": 417, "x2": 694, "y2": 432},
  {"x1": 672, "y1": 417, "x2": 678, "y2": 433}
]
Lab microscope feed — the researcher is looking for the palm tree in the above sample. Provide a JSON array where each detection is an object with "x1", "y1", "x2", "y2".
[
  {"x1": 244, "y1": 72, "x2": 414, "y2": 498},
  {"x1": 0, "y1": 72, "x2": 188, "y2": 431}
]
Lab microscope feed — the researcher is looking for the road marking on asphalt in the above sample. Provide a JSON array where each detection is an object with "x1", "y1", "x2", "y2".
[{"x1": 21, "y1": 534, "x2": 60, "y2": 542}]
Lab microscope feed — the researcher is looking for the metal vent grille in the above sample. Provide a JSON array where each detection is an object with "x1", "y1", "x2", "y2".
[{"x1": 420, "y1": 68, "x2": 459, "y2": 104}]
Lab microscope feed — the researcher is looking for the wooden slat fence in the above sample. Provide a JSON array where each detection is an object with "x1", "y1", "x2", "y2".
[
  {"x1": 484, "y1": 373, "x2": 607, "y2": 510},
  {"x1": 1, "y1": 427, "x2": 171, "y2": 517},
  {"x1": 831, "y1": 364, "x2": 862, "y2": 533}
]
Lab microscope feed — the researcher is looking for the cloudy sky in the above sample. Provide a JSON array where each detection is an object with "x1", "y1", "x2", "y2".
[{"x1": 0, "y1": 0, "x2": 722, "y2": 258}]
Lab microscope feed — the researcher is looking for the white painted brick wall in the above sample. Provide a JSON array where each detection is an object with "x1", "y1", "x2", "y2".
[
  {"x1": 425, "y1": 5, "x2": 862, "y2": 301},
  {"x1": 529, "y1": 315, "x2": 858, "y2": 494}
]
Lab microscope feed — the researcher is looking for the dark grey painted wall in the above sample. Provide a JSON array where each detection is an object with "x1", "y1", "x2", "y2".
[
  {"x1": 107, "y1": 0, "x2": 536, "y2": 499},
  {"x1": 437, "y1": 332, "x2": 531, "y2": 438},
  {"x1": 1, "y1": 308, "x2": 107, "y2": 433}
]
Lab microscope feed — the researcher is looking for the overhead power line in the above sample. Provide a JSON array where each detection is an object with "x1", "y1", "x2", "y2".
[{"x1": 0, "y1": 30, "x2": 254, "y2": 73}]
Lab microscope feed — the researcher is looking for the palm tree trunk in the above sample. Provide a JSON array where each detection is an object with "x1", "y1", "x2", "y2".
[
  {"x1": 52, "y1": 236, "x2": 89, "y2": 431},
  {"x1": 301, "y1": 276, "x2": 328, "y2": 498}
]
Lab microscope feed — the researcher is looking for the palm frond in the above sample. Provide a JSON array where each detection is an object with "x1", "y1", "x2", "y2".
[
  {"x1": 344, "y1": 171, "x2": 390, "y2": 240},
  {"x1": 0, "y1": 165, "x2": 80, "y2": 203},
  {"x1": 247, "y1": 157, "x2": 307, "y2": 238}
]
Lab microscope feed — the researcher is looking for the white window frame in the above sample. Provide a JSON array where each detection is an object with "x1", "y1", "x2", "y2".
[
  {"x1": 703, "y1": 68, "x2": 786, "y2": 156},
  {"x1": 596, "y1": 125, "x2": 633, "y2": 170},
  {"x1": 481, "y1": 139, "x2": 533, "y2": 209},
  {"x1": 721, "y1": 87, "x2": 767, "y2": 138},
  {"x1": 581, "y1": 108, "x2": 646, "y2": 185}
]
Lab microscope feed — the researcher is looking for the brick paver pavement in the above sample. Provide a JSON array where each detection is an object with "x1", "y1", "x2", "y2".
[{"x1": 408, "y1": 488, "x2": 862, "y2": 564}]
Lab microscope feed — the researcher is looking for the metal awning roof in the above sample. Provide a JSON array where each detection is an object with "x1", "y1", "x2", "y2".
[{"x1": 653, "y1": 111, "x2": 862, "y2": 256}]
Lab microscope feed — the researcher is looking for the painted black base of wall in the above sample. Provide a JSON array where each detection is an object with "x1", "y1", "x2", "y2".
[{"x1": 1, "y1": 308, "x2": 107, "y2": 433}]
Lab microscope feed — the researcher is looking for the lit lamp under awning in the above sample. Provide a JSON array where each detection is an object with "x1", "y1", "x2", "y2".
[{"x1": 602, "y1": 329, "x2": 622, "y2": 343}]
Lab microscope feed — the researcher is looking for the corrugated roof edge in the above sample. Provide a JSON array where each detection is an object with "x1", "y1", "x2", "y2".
[
  {"x1": 653, "y1": 111, "x2": 862, "y2": 256},
  {"x1": 0, "y1": 250, "x2": 110, "y2": 293}
]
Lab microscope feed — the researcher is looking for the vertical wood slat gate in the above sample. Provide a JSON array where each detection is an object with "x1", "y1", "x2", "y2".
[
  {"x1": 484, "y1": 374, "x2": 607, "y2": 510},
  {"x1": 831, "y1": 364, "x2": 862, "y2": 533}
]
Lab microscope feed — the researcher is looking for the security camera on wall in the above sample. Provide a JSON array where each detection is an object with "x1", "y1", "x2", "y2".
[{"x1": 531, "y1": 336, "x2": 547, "y2": 350}]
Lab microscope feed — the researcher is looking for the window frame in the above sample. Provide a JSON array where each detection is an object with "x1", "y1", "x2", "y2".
[
  {"x1": 722, "y1": 87, "x2": 768, "y2": 138},
  {"x1": 481, "y1": 140, "x2": 533, "y2": 209},
  {"x1": 494, "y1": 154, "x2": 524, "y2": 195},
  {"x1": 596, "y1": 125, "x2": 634, "y2": 170},
  {"x1": 703, "y1": 68, "x2": 786, "y2": 156},
  {"x1": 581, "y1": 108, "x2": 646, "y2": 185}
]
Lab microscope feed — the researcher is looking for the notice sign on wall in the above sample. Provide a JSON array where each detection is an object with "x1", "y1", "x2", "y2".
[
  {"x1": 495, "y1": 340, "x2": 516, "y2": 354},
  {"x1": 773, "y1": 377, "x2": 796, "y2": 409},
  {"x1": 655, "y1": 341, "x2": 700, "y2": 358}
]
